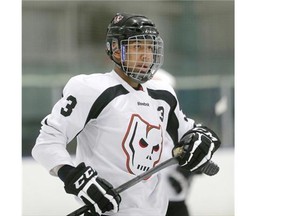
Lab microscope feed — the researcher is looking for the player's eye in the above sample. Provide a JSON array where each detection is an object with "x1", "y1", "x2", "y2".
[
  {"x1": 147, "y1": 45, "x2": 153, "y2": 50},
  {"x1": 139, "y1": 138, "x2": 148, "y2": 148},
  {"x1": 134, "y1": 44, "x2": 142, "y2": 49}
]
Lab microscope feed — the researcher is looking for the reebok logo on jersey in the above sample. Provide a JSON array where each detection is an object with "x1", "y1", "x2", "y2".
[{"x1": 137, "y1": 102, "x2": 150, "y2": 106}]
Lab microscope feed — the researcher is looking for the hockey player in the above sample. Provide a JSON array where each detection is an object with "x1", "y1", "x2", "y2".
[{"x1": 32, "y1": 12, "x2": 221, "y2": 216}]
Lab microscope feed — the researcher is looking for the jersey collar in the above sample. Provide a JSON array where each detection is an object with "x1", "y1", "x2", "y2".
[{"x1": 111, "y1": 70, "x2": 147, "y2": 92}]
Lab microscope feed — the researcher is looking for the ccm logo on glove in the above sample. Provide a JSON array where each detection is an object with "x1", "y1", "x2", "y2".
[{"x1": 74, "y1": 167, "x2": 94, "y2": 189}]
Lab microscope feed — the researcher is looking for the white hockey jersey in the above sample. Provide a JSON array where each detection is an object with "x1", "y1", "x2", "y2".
[{"x1": 32, "y1": 70, "x2": 195, "y2": 216}]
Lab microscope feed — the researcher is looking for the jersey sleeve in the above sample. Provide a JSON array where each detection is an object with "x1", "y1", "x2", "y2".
[
  {"x1": 31, "y1": 75, "x2": 97, "y2": 176},
  {"x1": 173, "y1": 94, "x2": 196, "y2": 142},
  {"x1": 164, "y1": 84, "x2": 196, "y2": 145},
  {"x1": 175, "y1": 104, "x2": 195, "y2": 141}
]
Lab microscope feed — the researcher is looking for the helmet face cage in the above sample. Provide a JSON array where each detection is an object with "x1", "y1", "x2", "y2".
[{"x1": 119, "y1": 35, "x2": 164, "y2": 83}]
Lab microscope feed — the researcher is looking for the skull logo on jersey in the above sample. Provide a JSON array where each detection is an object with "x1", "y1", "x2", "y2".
[{"x1": 122, "y1": 114, "x2": 163, "y2": 176}]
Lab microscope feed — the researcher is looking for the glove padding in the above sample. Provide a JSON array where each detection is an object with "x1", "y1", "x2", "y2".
[
  {"x1": 173, "y1": 125, "x2": 221, "y2": 172},
  {"x1": 63, "y1": 163, "x2": 121, "y2": 216}
]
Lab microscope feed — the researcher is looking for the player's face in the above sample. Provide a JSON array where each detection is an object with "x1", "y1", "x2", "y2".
[{"x1": 124, "y1": 39, "x2": 154, "y2": 73}]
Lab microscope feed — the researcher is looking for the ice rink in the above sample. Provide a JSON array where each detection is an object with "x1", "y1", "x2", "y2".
[{"x1": 22, "y1": 148, "x2": 234, "y2": 216}]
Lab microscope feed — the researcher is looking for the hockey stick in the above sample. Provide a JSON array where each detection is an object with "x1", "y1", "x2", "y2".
[{"x1": 67, "y1": 147, "x2": 219, "y2": 216}]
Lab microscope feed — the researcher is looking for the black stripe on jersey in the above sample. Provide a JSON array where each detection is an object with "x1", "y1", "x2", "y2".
[
  {"x1": 85, "y1": 84, "x2": 129, "y2": 125},
  {"x1": 147, "y1": 88, "x2": 179, "y2": 145}
]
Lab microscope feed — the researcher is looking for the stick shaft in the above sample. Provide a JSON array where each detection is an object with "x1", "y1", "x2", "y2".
[{"x1": 116, "y1": 157, "x2": 178, "y2": 193}]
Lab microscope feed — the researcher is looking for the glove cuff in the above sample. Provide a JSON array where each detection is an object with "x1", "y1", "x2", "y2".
[{"x1": 58, "y1": 164, "x2": 75, "y2": 182}]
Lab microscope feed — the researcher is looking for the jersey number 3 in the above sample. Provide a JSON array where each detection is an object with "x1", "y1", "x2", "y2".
[{"x1": 61, "y1": 95, "x2": 77, "y2": 117}]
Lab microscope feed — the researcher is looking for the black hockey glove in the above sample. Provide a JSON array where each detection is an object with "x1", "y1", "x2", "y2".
[
  {"x1": 61, "y1": 163, "x2": 121, "y2": 216},
  {"x1": 173, "y1": 125, "x2": 221, "y2": 172}
]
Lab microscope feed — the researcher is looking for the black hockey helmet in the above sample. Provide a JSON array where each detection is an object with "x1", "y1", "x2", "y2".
[{"x1": 105, "y1": 13, "x2": 164, "y2": 83}]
